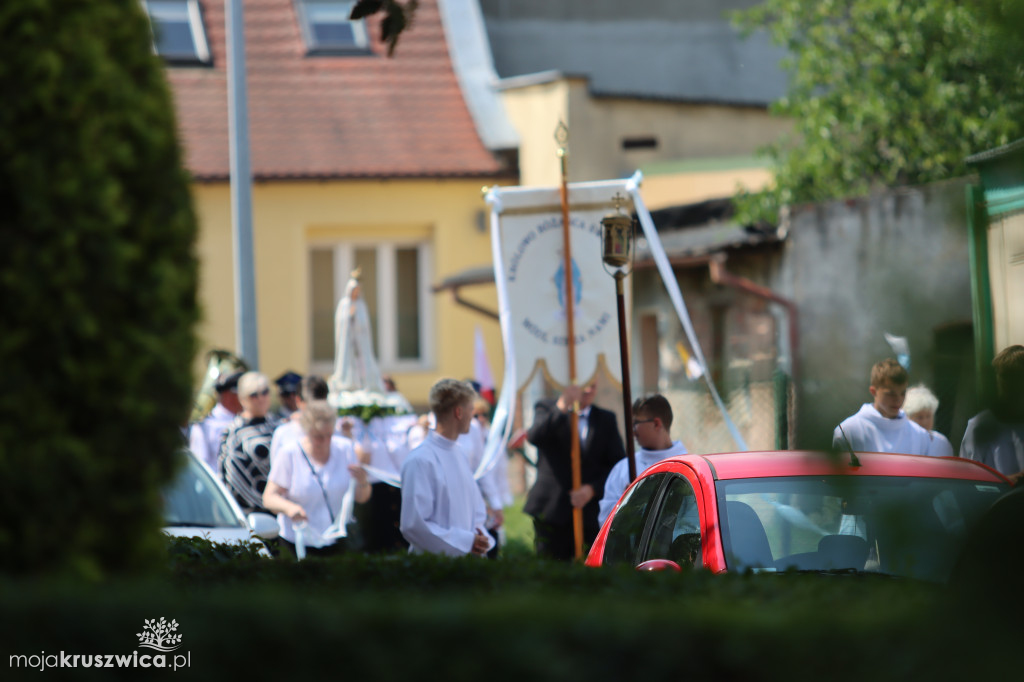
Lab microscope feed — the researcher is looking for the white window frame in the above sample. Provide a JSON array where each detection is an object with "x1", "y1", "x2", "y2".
[
  {"x1": 309, "y1": 240, "x2": 434, "y2": 375},
  {"x1": 294, "y1": 0, "x2": 370, "y2": 55},
  {"x1": 142, "y1": 0, "x2": 210, "y2": 63}
]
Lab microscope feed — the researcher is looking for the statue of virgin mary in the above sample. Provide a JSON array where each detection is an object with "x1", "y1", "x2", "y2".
[{"x1": 329, "y1": 270, "x2": 386, "y2": 396}]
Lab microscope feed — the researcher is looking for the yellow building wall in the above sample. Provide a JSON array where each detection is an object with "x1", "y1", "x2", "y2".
[
  {"x1": 190, "y1": 178, "x2": 506, "y2": 409},
  {"x1": 499, "y1": 78, "x2": 570, "y2": 187},
  {"x1": 988, "y1": 211, "x2": 1024, "y2": 351},
  {"x1": 640, "y1": 168, "x2": 775, "y2": 210}
]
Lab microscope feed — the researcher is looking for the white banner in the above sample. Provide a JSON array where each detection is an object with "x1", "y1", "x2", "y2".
[
  {"x1": 474, "y1": 180, "x2": 631, "y2": 481},
  {"x1": 493, "y1": 181, "x2": 629, "y2": 390}
]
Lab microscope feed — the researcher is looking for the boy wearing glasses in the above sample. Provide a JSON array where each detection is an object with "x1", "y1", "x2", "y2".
[{"x1": 597, "y1": 394, "x2": 687, "y2": 526}]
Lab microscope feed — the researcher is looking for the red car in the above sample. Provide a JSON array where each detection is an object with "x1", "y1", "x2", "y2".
[{"x1": 586, "y1": 451, "x2": 1011, "y2": 582}]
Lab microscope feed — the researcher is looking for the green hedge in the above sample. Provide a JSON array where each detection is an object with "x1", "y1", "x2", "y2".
[
  {"x1": 0, "y1": 545, "x2": 1015, "y2": 681},
  {"x1": 0, "y1": 0, "x2": 198, "y2": 576}
]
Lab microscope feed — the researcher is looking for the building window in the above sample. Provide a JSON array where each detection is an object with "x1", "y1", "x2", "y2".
[
  {"x1": 622, "y1": 136, "x2": 659, "y2": 151},
  {"x1": 310, "y1": 242, "x2": 432, "y2": 371},
  {"x1": 295, "y1": 0, "x2": 370, "y2": 54},
  {"x1": 142, "y1": 0, "x2": 210, "y2": 64}
]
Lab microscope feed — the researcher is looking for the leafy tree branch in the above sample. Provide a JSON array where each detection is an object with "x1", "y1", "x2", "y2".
[{"x1": 732, "y1": 0, "x2": 1024, "y2": 225}]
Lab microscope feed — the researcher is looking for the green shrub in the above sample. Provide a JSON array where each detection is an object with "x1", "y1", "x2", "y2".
[
  {"x1": 166, "y1": 536, "x2": 269, "y2": 570},
  {"x1": 0, "y1": 552, "x2": 1014, "y2": 681},
  {"x1": 0, "y1": 0, "x2": 198, "y2": 576}
]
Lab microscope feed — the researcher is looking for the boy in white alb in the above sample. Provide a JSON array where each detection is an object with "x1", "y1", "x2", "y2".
[
  {"x1": 598, "y1": 394, "x2": 687, "y2": 526},
  {"x1": 832, "y1": 358, "x2": 931, "y2": 455},
  {"x1": 399, "y1": 379, "x2": 494, "y2": 557},
  {"x1": 961, "y1": 345, "x2": 1024, "y2": 483}
]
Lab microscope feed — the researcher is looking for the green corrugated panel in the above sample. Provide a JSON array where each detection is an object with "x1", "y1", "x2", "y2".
[
  {"x1": 981, "y1": 187, "x2": 1024, "y2": 217},
  {"x1": 965, "y1": 183, "x2": 995, "y2": 402}
]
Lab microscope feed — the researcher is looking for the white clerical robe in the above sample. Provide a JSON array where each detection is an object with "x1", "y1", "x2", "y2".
[
  {"x1": 832, "y1": 403, "x2": 931, "y2": 455},
  {"x1": 400, "y1": 431, "x2": 493, "y2": 556},
  {"x1": 598, "y1": 440, "x2": 688, "y2": 526},
  {"x1": 456, "y1": 418, "x2": 502, "y2": 510},
  {"x1": 926, "y1": 430, "x2": 954, "y2": 458},
  {"x1": 960, "y1": 410, "x2": 1024, "y2": 476},
  {"x1": 190, "y1": 403, "x2": 235, "y2": 476}
]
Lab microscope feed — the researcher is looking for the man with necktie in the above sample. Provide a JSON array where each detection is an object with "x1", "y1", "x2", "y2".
[{"x1": 525, "y1": 382, "x2": 625, "y2": 560}]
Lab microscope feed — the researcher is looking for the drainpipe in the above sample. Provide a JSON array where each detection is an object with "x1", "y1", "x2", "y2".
[
  {"x1": 708, "y1": 253, "x2": 799, "y2": 443},
  {"x1": 433, "y1": 283, "x2": 499, "y2": 321}
]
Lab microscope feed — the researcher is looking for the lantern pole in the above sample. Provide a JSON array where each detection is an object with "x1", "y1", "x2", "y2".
[
  {"x1": 555, "y1": 122, "x2": 584, "y2": 560},
  {"x1": 615, "y1": 270, "x2": 637, "y2": 481},
  {"x1": 601, "y1": 194, "x2": 637, "y2": 481}
]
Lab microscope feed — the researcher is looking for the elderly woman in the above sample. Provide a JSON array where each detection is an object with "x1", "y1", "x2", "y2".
[
  {"x1": 904, "y1": 385, "x2": 954, "y2": 457},
  {"x1": 264, "y1": 400, "x2": 371, "y2": 557},
  {"x1": 219, "y1": 371, "x2": 280, "y2": 514}
]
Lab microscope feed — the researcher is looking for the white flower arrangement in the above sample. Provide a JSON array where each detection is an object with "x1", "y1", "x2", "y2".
[{"x1": 329, "y1": 389, "x2": 412, "y2": 421}]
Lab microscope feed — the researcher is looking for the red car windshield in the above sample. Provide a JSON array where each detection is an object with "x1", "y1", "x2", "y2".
[{"x1": 717, "y1": 475, "x2": 1009, "y2": 582}]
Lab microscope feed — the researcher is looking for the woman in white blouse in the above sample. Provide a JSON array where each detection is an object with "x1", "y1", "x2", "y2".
[{"x1": 263, "y1": 400, "x2": 371, "y2": 557}]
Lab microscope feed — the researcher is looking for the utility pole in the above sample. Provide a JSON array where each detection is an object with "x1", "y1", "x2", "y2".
[{"x1": 225, "y1": 0, "x2": 259, "y2": 368}]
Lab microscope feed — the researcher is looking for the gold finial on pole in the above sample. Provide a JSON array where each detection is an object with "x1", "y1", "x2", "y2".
[{"x1": 555, "y1": 119, "x2": 569, "y2": 160}]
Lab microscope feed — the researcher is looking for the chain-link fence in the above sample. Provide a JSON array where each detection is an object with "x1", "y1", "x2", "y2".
[{"x1": 665, "y1": 370, "x2": 793, "y2": 454}]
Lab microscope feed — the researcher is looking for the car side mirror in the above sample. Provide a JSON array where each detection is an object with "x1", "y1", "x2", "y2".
[
  {"x1": 636, "y1": 559, "x2": 682, "y2": 572},
  {"x1": 247, "y1": 512, "x2": 280, "y2": 540}
]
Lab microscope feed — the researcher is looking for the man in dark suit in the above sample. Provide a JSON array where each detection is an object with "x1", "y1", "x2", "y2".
[{"x1": 525, "y1": 382, "x2": 626, "y2": 560}]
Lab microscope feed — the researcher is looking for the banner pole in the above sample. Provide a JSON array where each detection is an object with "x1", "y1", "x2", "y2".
[{"x1": 555, "y1": 122, "x2": 584, "y2": 560}]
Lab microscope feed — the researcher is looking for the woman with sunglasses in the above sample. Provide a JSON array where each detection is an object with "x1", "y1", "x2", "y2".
[{"x1": 219, "y1": 371, "x2": 281, "y2": 515}]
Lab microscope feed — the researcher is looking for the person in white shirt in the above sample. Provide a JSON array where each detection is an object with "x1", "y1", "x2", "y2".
[
  {"x1": 473, "y1": 397, "x2": 512, "y2": 558},
  {"x1": 903, "y1": 384, "x2": 954, "y2": 457},
  {"x1": 263, "y1": 400, "x2": 371, "y2": 558},
  {"x1": 189, "y1": 370, "x2": 243, "y2": 476},
  {"x1": 832, "y1": 358, "x2": 931, "y2": 455},
  {"x1": 961, "y1": 345, "x2": 1024, "y2": 483},
  {"x1": 598, "y1": 394, "x2": 688, "y2": 526},
  {"x1": 399, "y1": 379, "x2": 494, "y2": 557},
  {"x1": 349, "y1": 412, "x2": 416, "y2": 553},
  {"x1": 270, "y1": 374, "x2": 330, "y2": 466},
  {"x1": 457, "y1": 415, "x2": 503, "y2": 520}
]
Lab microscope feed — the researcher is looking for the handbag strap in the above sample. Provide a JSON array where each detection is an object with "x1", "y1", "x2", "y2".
[{"x1": 298, "y1": 443, "x2": 335, "y2": 524}]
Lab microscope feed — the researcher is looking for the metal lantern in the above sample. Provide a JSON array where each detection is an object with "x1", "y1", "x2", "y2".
[
  {"x1": 601, "y1": 193, "x2": 635, "y2": 272},
  {"x1": 600, "y1": 191, "x2": 638, "y2": 481}
]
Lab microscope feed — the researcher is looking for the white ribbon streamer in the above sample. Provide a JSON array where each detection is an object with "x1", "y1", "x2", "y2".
[
  {"x1": 474, "y1": 189, "x2": 520, "y2": 481},
  {"x1": 322, "y1": 478, "x2": 358, "y2": 540},
  {"x1": 294, "y1": 521, "x2": 307, "y2": 560},
  {"x1": 360, "y1": 464, "x2": 401, "y2": 488},
  {"x1": 626, "y1": 171, "x2": 748, "y2": 451}
]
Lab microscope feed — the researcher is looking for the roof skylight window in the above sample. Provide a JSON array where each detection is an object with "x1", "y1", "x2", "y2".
[
  {"x1": 296, "y1": 0, "x2": 370, "y2": 55},
  {"x1": 143, "y1": 0, "x2": 210, "y2": 64}
]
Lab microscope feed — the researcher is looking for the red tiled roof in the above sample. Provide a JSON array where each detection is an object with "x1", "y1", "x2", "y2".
[{"x1": 166, "y1": 0, "x2": 510, "y2": 181}]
